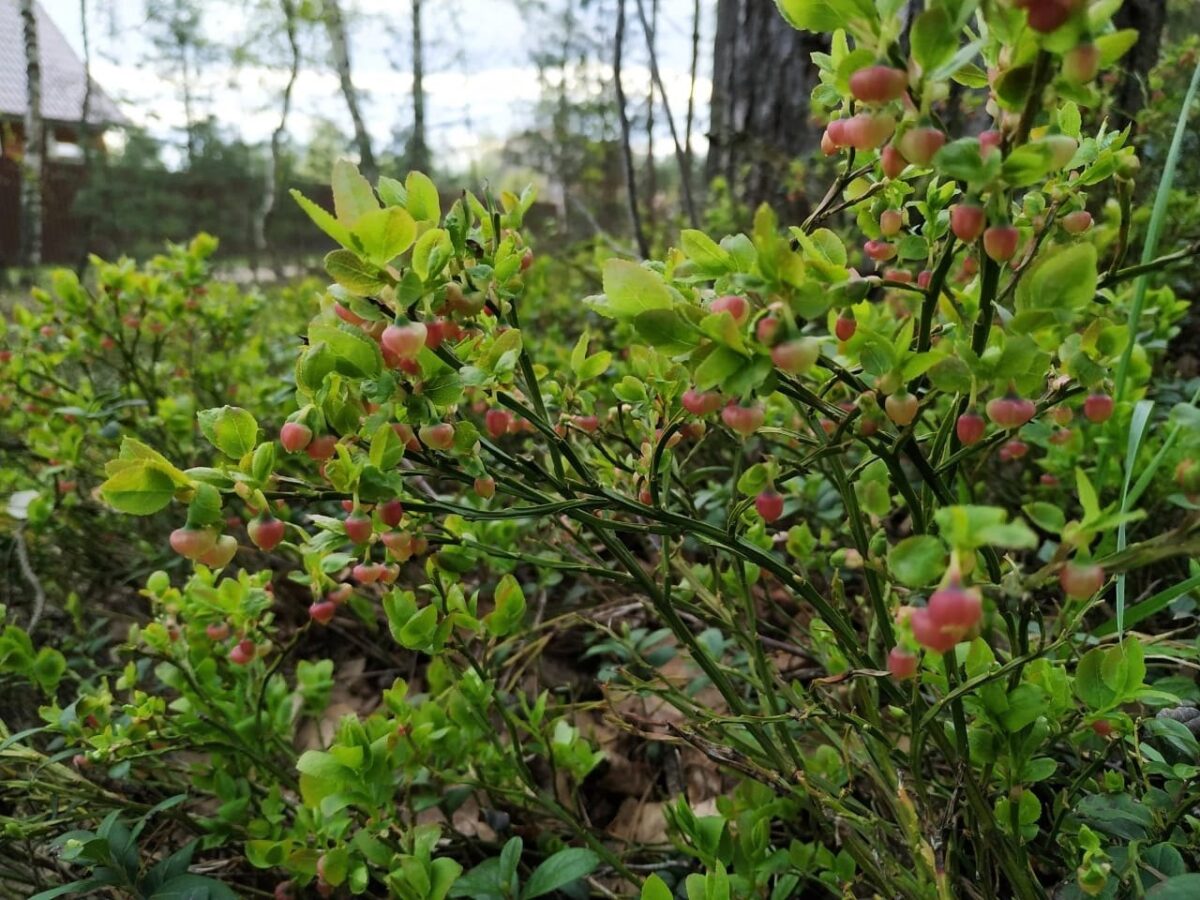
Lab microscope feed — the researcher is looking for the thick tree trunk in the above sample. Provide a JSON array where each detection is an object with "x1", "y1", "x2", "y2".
[
  {"x1": 19, "y1": 0, "x2": 43, "y2": 268},
  {"x1": 407, "y1": 0, "x2": 430, "y2": 172},
  {"x1": 706, "y1": 0, "x2": 826, "y2": 217},
  {"x1": 323, "y1": 0, "x2": 376, "y2": 181},
  {"x1": 1111, "y1": 0, "x2": 1168, "y2": 131}
]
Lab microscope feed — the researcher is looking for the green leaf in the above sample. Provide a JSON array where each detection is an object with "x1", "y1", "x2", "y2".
[
  {"x1": 197, "y1": 407, "x2": 259, "y2": 459},
  {"x1": 309, "y1": 323, "x2": 383, "y2": 378},
  {"x1": 934, "y1": 138, "x2": 1001, "y2": 185},
  {"x1": 406, "y1": 171, "x2": 441, "y2": 222},
  {"x1": 149, "y1": 874, "x2": 240, "y2": 899},
  {"x1": 773, "y1": 0, "x2": 864, "y2": 32},
  {"x1": 1023, "y1": 502, "x2": 1065, "y2": 533},
  {"x1": 1016, "y1": 243, "x2": 1097, "y2": 312},
  {"x1": 398, "y1": 605, "x2": 439, "y2": 650},
  {"x1": 641, "y1": 874, "x2": 674, "y2": 900},
  {"x1": 31, "y1": 647, "x2": 67, "y2": 694},
  {"x1": 887, "y1": 536, "x2": 947, "y2": 588},
  {"x1": 325, "y1": 249, "x2": 392, "y2": 296},
  {"x1": 596, "y1": 260, "x2": 673, "y2": 318},
  {"x1": 485, "y1": 574, "x2": 526, "y2": 637},
  {"x1": 681, "y1": 230, "x2": 733, "y2": 274},
  {"x1": 692, "y1": 346, "x2": 747, "y2": 391},
  {"x1": 99, "y1": 463, "x2": 179, "y2": 515},
  {"x1": 521, "y1": 848, "x2": 600, "y2": 899},
  {"x1": 28, "y1": 878, "x2": 117, "y2": 900},
  {"x1": 1148, "y1": 876, "x2": 1200, "y2": 899},
  {"x1": 632, "y1": 309, "x2": 701, "y2": 355},
  {"x1": 353, "y1": 207, "x2": 417, "y2": 266},
  {"x1": 332, "y1": 158, "x2": 379, "y2": 225},
  {"x1": 1095, "y1": 29, "x2": 1139, "y2": 66},
  {"x1": 290, "y1": 189, "x2": 352, "y2": 248},
  {"x1": 911, "y1": 8, "x2": 956, "y2": 71},
  {"x1": 412, "y1": 228, "x2": 453, "y2": 281}
]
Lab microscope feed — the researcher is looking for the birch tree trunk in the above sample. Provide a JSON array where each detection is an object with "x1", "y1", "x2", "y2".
[
  {"x1": 255, "y1": 0, "x2": 302, "y2": 277},
  {"x1": 323, "y1": 0, "x2": 376, "y2": 181},
  {"x1": 19, "y1": 0, "x2": 43, "y2": 268},
  {"x1": 407, "y1": 0, "x2": 430, "y2": 172}
]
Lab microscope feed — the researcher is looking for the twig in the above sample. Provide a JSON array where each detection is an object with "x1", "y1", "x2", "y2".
[{"x1": 14, "y1": 526, "x2": 47, "y2": 632}]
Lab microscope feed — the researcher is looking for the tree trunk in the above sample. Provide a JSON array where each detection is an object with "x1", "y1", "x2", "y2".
[
  {"x1": 75, "y1": 0, "x2": 94, "y2": 272},
  {"x1": 255, "y1": 0, "x2": 301, "y2": 278},
  {"x1": 323, "y1": 0, "x2": 376, "y2": 181},
  {"x1": 19, "y1": 0, "x2": 43, "y2": 268},
  {"x1": 407, "y1": 0, "x2": 430, "y2": 172},
  {"x1": 614, "y1": 0, "x2": 649, "y2": 258},
  {"x1": 1111, "y1": 0, "x2": 1168, "y2": 131},
  {"x1": 706, "y1": 0, "x2": 826, "y2": 217}
]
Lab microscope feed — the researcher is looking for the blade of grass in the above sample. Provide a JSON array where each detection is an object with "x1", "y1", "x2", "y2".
[
  {"x1": 1112, "y1": 58, "x2": 1200, "y2": 404},
  {"x1": 1094, "y1": 572, "x2": 1200, "y2": 638},
  {"x1": 1115, "y1": 399, "x2": 1153, "y2": 637},
  {"x1": 1125, "y1": 383, "x2": 1200, "y2": 511}
]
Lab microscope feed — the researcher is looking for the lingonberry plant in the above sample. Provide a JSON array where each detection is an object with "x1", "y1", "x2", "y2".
[{"x1": 13, "y1": 2, "x2": 1192, "y2": 898}]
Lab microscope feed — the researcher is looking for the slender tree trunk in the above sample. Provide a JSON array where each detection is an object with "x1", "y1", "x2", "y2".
[
  {"x1": 75, "y1": 0, "x2": 94, "y2": 271},
  {"x1": 179, "y1": 33, "x2": 196, "y2": 167},
  {"x1": 614, "y1": 0, "x2": 649, "y2": 258},
  {"x1": 256, "y1": 0, "x2": 301, "y2": 278},
  {"x1": 633, "y1": 0, "x2": 697, "y2": 227},
  {"x1": 19, "y1": 0, "x2": 43, "y2": 268},
  {"x1": 407, "y1": 0, "x2": 430, "y2": 172},
  {"x1": 706, "y1": 0, "x2": 827, "y2": 217},
  {"x1": 683, "y1": 0, "x2": 700, "y2": 178},
  {"x1": 643, "y1": 0, "x2": 657, "y2": 234},
  {"x1": 323, "y1": 0, "x2": 376, "y2": 181},
  {"x1": 1111, "y1": 0, "x2": 1168, "y2": 131}
]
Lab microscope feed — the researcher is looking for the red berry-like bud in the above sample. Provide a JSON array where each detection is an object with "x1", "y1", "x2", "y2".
[
  {"x1": 382, "y1": 323, "x2": 428, "y2": 361},
  {"x1": 309, "y1": 600, "x2": 337, "y2": 625},
  {"x1": 572, "y1": 415, "x2": 600, "y2": 433},
  {"x1": 382, "y1": 531, "x2": 414, "y2": 560},
  {"x1": 1083, "y1": 393, "x2": 1113, "y2": 423},
  {"x1": 280, "y1": 421, "x2": 313, "y2": 453},
  {"x1": 1091, "y1": 719, "x2": 1115, "y2": 738},
  {"x1": 986, "y1": 393, "x2": 1036, "y2": 429},
  {"x1": 844, "y1": 113, "x2": 896, "y2": 151},
  {"x1": 334, "y1": 302, "x2": 365, "y2": 327},
  {"x1": 352, "y1": 562, "x2": 381, "y2": 584},
  {"x1": 170, "y1": 527, "x2": 217, "y2": 561},
  {"x1": 721, "y1": 403, "x2": 765, "y2": 437},
  {"x1": 419, "y1": 423, "x2": 456, "y2": 450},
  {"x1": 821, "y1": 129, "x2": 839, "y2": 156},
  {"x1": 881, "y1": 144, "x2": 906, "y2": 179},
  {"x1": 206, "y1": 621, "x2": 231, "y2": 641},
  {"x1": 1026, "y1": 0, "x2": 1072, "y2": 34},
  {"x1": 682, "y1": 388, "x2": 724, "y2": 416},
  {"x1": 248, "y1": 515, "x2": 285, "y2": 552},
  {"x1": 1043, "y1": 134, "x2": 1079, "y2": 170},
  {"x1": 999, "y1": 439, "x2": 1029, "y2": 462},
  {"x1": 835, "y1": 313, "x2": 857, "y2": 342},
  {"x1": 888, "y1": 647, "x2": 919, "y2": 680},
  {"x1": 1176, "y1": 459, "x2": 1200, "y2": 493},
  {"x1": 879, "y1": 209, "x2": 903, "y2": 237},
  {"x1": 897, "y1": 126, "x2": 946, "y2": 165},
  {"x1": 485, "y1": 409, "x2": 513, "y2": 439},
  {"x1": 344, "y1": 514, "x2": 372, "y2": 544},
  {"x1": 709, "y1": 295, "x2": 749, "y2": 325},
  {"x1": 771, "y1": 337, "x2": 820, "y2": 374},
  {"x1": 983, "y1": 225, "x2": 1020, "y2": 262},
  {"x1": 379, "y1": 499, "x2": 405, "y2": 528},
  {"x1": 950, "y1": 204, "x2": 986, "y2": 243},
  {"x1": 1061, "y1": 210, "x2": 1093, "y2": 234},
  {"x1": 1063, "y1": 42, "x2": 1100, "y2": 83},
  {"x1": 197, "y1": 535, "x2": 237, "y2": 569},
  {"x1": 306, "y1": 434, "x2": 338, "y2": 461},
  {"x1": 755, "y1": 315, "x2": 782, "y2": 345},
  {"x1": 915, "y1": 581, "x2": 982, "y2": 652},
  {"x1": 1060, "y1": 562, "x2": 1104, "y2": 599},
  {"x1": 979, "y1": 129, "x2": 1002, "y2": 157},
  {"x1": 956, "y1": 412, "x2": 986, "y2": 445},
  {"x1": 755, "y1": 490, "x2": 784, "y2": 523},
  {"x1": 230, "y1": 639, "x2": 256, "y2": 665},
  {"x1": 826, "y1": 119, "x2": 848, "y2": 148},
  {"x1": 864, "y1": 240, "x2": 897, "y2": 263},
  {"x1": 885, "y1": 391, "x2": 919, "y2": 426},
  {"x1": 849, "y1": 65, "x2": 908, "y2": 103},
  {"x1": 474, "y1": 476, "x2": 496, "y2": 499},
  {"x1": 520, "y1": 249, "x2": 535, "y2": 271},
  {"x1": 916, "y1": 269, "x2": 932, "y2": 289}
]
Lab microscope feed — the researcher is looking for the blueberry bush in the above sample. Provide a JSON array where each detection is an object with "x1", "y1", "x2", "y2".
[{"x1": 5, "y1": 0, "x2": 1200, "y2": 898}]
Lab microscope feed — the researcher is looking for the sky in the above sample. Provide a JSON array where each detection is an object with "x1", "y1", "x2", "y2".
[{"x1": 38, "y1": 0, "x2": 712, "y2": 171}]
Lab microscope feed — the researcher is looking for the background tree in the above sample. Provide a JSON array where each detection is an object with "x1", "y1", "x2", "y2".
[
  {"x1": 405, "y1": 0, "x2": 429, "y2": 173},
  {"x1": 19, "y1": 0, "x2": 44, "y2": 267},
  {"x1": 320, "y1": 0, "x2": 376, "y2": 180},
  {"x1": 706, "y1": 0, "x2": 827, "y2": 218},
  {"x1": 144, "y1": 0, "x2": 212, "y2": 167},
  {"x1": 1111, "y1": 0, "x2": 1168, "y2": 130}
]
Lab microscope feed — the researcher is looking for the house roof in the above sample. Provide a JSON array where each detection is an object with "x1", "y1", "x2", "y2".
[{"x1": 0, "y1": 0, "x2": 125, "y2": 126}]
